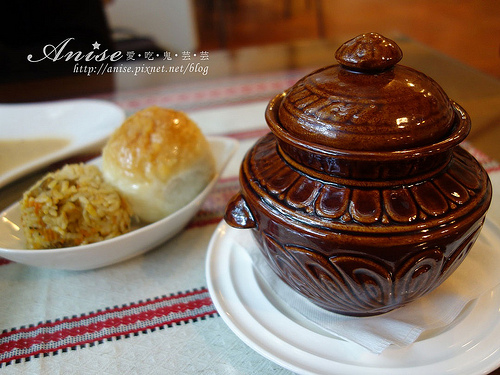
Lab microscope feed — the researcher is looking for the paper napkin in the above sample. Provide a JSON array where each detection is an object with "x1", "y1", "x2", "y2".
[{"x1": 234, "y1": 219, "x2": 500, "y2": 354}]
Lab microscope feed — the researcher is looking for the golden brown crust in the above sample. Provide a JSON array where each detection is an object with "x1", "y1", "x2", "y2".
[
  {"x1": 101, "y1": 106, "x2": 215, "y2": 222},
  {"x1": 102, "y1": 106, "x2": 212, "y2": 183}
]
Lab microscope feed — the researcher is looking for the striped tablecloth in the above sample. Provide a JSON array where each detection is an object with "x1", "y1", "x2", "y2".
[{"x1": 1, "y1": 70, "x2": 499, "y2": 374}]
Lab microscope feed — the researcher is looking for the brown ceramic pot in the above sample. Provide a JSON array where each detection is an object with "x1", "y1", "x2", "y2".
[{"x1": 224, "y1": 33, "x2": 492, "y2": 316}]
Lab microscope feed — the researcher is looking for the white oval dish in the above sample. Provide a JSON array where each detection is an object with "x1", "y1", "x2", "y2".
[
  {"x1": 0, "y1": 136, "x2": 237, "y2": 270},
  {"x1": 0, "y1": 99, "x2": 125, "y2": 188}
]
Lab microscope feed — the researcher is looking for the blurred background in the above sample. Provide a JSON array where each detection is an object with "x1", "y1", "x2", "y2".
[
  {"x1": 2, "y1": 0, "x2": 497, "y2": 84},
  {"x1": 104, "y1": 0, "x2": 499, "y2": 79},
  {"x1": 106, "y1": 0, "x2": 500, "y2": 164},
  {"x1": 1, "y1": 0, "x2": 498, "y2": 109}
]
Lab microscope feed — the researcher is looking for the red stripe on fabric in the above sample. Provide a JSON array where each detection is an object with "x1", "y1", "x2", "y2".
[
  {"x1": 217, "y1": 176, "x2": 239, "y2": 184},
  {"x1": 0, "y1": 289, "x2": 217, "y2": 365},
  {"x1": 106, "y1": 70, "x2": 302, "y2": 104},
  {"x1": 187, "y1": 217, "x2": 224, "y2": 229},
  {"x1": 187, "y1": 176, "x2": 240, "y2": 229},
  {"x1": 0, "y1": 258, "x2": 11, "y2": 266},
  {"x1": 110, "y1": 74, "x2": 302, "y2": 114},
  {"x1": 0, "y1": 297, "x2": 213, "y2": 353},
  {"x1": 2, "y1": 309, "x2": 218, "y2": 366},
  {"x1": 0, "y1": 289, "x2": 209, "y2": 339},
  {"x1": 220, "y1": 128, "x2": 269, "y2": 140}
]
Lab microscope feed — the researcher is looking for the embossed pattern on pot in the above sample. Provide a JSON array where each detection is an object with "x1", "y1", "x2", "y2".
[{"x1": 225, "y1": 33, "x2": 492, "y2": 316}]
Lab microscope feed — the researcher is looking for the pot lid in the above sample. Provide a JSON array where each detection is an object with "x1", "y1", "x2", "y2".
[{"x1": 277, "y1": 33, "x2": 456, "y2": 152}]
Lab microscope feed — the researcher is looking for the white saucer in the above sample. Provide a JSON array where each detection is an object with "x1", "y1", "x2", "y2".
[
  {"x1": 206, "y1": 221, "x2": 500, "y2": 375},
  {"x1": 0, "y1": 99, "x2": 125, "y2": 188},
  {"x1": 0, "y1": 137, "x2": 237, "y2": 270}
]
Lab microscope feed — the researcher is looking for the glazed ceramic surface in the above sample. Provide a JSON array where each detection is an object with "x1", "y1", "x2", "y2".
[{"x1": 224, "y1": 33, "x2": 492, "y2": 316}]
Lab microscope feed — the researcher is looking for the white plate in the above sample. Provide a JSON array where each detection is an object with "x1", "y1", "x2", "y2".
[
  {"x1": 0, "y1": 99, "x2": 125, "y2": 188},
  {"x1": 206, "y1": 220, "x2": 500, "y2": 375},
  {"x1": 0, "y1": 137, "x2": 237, "y2": 270}
]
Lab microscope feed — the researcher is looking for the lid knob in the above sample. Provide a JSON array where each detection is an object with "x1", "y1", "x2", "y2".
[{"x1": 335, "y1": 32, "x2": 403, "y2": 73}]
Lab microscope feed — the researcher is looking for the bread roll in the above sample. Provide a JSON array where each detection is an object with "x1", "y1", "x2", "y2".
[{"x1": 102, "y1": 106, "x2": 215, "y2": 222}]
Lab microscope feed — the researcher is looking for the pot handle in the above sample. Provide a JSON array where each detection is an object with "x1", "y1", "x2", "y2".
[{"x1": 224, "y1": 193, "x2": 256, "y2": 229}]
